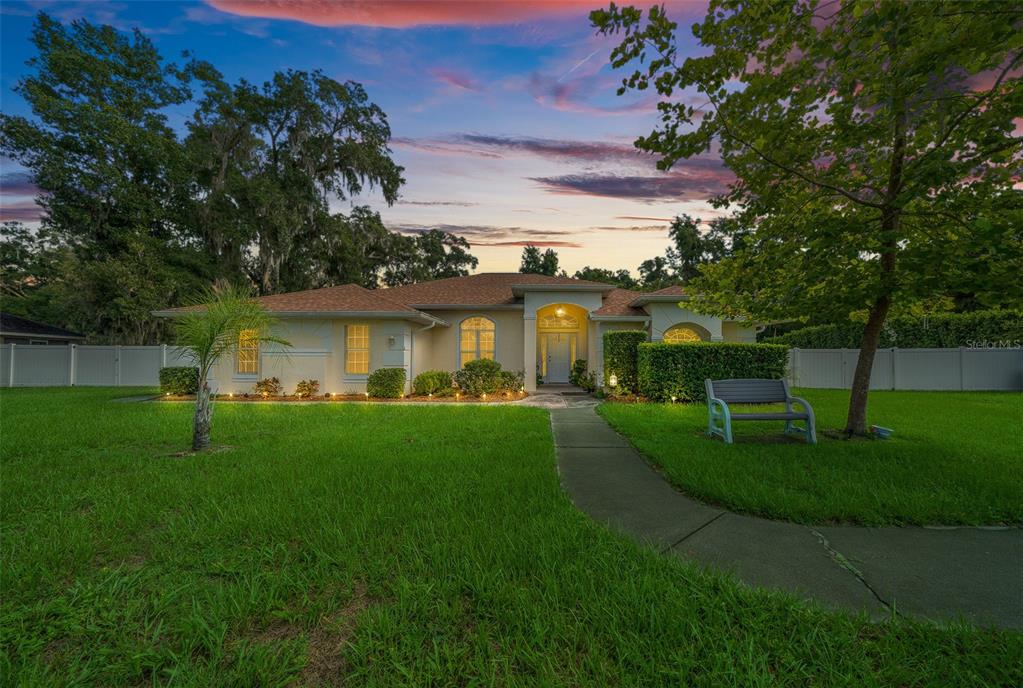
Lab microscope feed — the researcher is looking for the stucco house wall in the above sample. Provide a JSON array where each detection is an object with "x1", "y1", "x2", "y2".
[{"x1": 417, "y1": 309, "x2": 525, "y2": 374}]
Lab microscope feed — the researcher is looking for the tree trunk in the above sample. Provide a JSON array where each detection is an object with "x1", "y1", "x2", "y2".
[
  {"x1": 192, "y1": 377, "x2": 212, "y2": 451},
  {"x1": 844, "y1": 295, "x2": 891, "y2": 436}
]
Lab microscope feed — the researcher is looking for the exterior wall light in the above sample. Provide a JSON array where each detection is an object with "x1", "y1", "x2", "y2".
[{"x1": 555, "y1": 307, "x2": 565, "y2": 317}]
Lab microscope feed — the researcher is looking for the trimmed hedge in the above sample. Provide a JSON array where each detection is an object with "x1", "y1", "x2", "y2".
[
  {"x1": 453, "y1": 358, "x2": 503, "y2": 396},
  {"x1": 762, "y1": 310, "x2": 1023, "y2": 349},
  {"x1": 603, "y1": 330, "x2": 647, "y2": 391},
  {"x1": 413, "y1": 370, "x2": 453, "y2": 396},
  {"x1": 159, "y1": 367, "x2": 198, "y2": 395},
  {"x1": 637, "y1": 342, "x2": 789, "y2": 402},
  {"x1": 367, "y1": 367, "x2": 406, "y2": 398}
]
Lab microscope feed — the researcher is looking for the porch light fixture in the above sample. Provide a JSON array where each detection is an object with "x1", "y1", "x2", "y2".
[
  {"x1": 609, "y1": 373, "x2": 618, "y2": 387},
  {"x1": 555, "y1": 307, "x2": 566, "y2": 317}
]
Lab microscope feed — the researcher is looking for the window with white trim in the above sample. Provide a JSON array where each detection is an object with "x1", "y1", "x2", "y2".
[
  {"x1": 346, "y1": 324, "x2": 370, "y2": 374},
  {"x1": 459, "y1": 317, "x2": 495, "y2": 367},
  {"x1": 236, "y1": 329, "x2": 258, "y2": 374}
]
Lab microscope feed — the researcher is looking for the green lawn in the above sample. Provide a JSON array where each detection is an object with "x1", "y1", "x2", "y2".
[
  {"x1": 1, "y1": 388, "x2": 1020, "y2": 686},
  {"x1": 599, "y1": 389, "x2": 1023, "y2": 527}
]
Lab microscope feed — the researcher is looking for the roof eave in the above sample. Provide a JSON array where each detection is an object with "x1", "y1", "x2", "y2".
[
  {"x1": 589, "y1": 315, "x2": 651, "y2": 322},
  {"x1": 628, "y1": 294, "x2": 691, "y2": 307},
  {"x1": 411, "y1": 303, "x2": 524, "y2": 311},
  {"x1": 511, "y1": 283, "x2": 615, "y2": 297}
]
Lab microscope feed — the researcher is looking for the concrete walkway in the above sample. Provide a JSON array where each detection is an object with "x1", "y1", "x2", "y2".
[{"x1": 551, "y1": 404, "x2": 1023, "y2": 630}]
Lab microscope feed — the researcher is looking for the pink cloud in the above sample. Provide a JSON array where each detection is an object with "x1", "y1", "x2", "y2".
[
  {"x1": 471, "y1": 240, "x2": 583, "y2": 248},
  {"x1": 0, "y1": 200, "x2": 44, "y2": 223},
  {"x1": 430, "y1": 68, "x2": 483, "y2": 92},
  {"x1": 206, "y1": 0, "x2": 618, "y2": 28}
]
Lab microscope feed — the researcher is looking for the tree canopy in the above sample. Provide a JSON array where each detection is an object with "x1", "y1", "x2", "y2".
[
  {"x1": 594, "y1": 0, "x2": 1022, "y2": 433},
  {"x1": 1, "y1": 13, "x2": 477, "y2": 343}
]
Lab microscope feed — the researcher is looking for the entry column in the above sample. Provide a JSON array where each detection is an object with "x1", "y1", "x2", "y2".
[{"x1": 524, "y1": 315, "x2": 537, "y2": 392}]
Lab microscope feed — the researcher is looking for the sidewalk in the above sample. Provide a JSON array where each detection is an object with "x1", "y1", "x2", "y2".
[{"x1": 551, "y1": 405, "x2": 1022, "y2": 630}]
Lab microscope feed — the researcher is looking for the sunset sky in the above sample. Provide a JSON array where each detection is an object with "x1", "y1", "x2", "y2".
[{"x1": 1, "y1": 0, "x2": 727, "y2": 274}]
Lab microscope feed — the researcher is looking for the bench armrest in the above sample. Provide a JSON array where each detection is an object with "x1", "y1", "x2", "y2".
[
  {"x1": 787, "y1": 395, "x2": 815, "y2": 417},
  {"x1": 708, "y1": 396, "x2": 730, "y2": 414}
]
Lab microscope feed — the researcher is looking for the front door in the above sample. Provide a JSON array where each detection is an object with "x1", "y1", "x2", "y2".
[{"x1": 544, "y1": 333, "x2": 573, "y2": 383}]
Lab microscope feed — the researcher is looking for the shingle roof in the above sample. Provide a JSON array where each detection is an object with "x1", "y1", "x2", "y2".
[
  {"x1": 251, "y1": 284, "x2": 418, "y2": 313},
  {"x1": 383, "y1": 273, "x2": 611, "y2": 307},
  {"x1": 648, "y1": 285, "x2": 687, "y2": 296},
  {"x1": 590, "y1": 289, "x2": 648, "y2": 317},
  {"x1": 628, "y1": 284, "x2": 688, "y2": 307},
  {"x1": 0, "y1": 312, "x2": 85, "y2": 339},
  {"x1": 158, "y1": 284, "x2": 419, "y2": 315}
]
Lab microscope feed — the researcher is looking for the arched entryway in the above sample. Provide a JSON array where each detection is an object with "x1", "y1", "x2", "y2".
[{"x1": 536, "y1": 303, "x2": 588, "y2": 384}]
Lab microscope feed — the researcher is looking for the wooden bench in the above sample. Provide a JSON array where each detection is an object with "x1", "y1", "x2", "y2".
[{"x1": 705, "y1": 378, "x2": 817, "y2": 444}]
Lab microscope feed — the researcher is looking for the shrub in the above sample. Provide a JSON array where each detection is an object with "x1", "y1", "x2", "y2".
[
  {"x1": 603, "y1": 330, "x2": 647, "y2": 391},
  {"x1": 367, "y1": 367, "x2": 406, "y2": 398},
  {"x1": 498, "y1": 369, "x2": 525, "y2": 393},
  {"x1": 159, "y1": 367, "x2": 198, "y2": 395},
  {"x1": 762, "y1": 310, "x2": 1023, "y2": 349},
  {"x1": 413, "y1": 370, "x2": 453, "y2": 396},
  {"x1": 294, "y1": 379, "x2": 319, "y2": 397},
  {"x1": 254, "y1": 377, "x2": 282, "y2": 396},
  {"x1": 637, "y1": 342, "x2": 789, "y2": 402},
  {"x1": 454, "y1": 358, "x2": 503, "y2": 396},
  {"x1": 569, "y1": 359, "x2": 597, "y2": 392}
]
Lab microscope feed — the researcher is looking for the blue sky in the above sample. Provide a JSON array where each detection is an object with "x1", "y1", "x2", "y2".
[{"x1": 1, "y1": 1, "x2": 727, "y2": 274}]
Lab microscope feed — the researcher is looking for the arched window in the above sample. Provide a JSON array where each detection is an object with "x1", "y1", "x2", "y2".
[
  {"x1": 663, "y1": 325, "x2": 704, "y2": 343},
  {"x1": 460, "y1": 317, "x2": 495, "y2": 367}
]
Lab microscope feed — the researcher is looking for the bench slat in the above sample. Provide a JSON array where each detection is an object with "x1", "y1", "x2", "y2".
[
  {"x1": 732, "y1": 412, "x2": 808, "y2": 421},
  {"x1": 708, "y1": 379, "x2": 788, "y2": 403}
]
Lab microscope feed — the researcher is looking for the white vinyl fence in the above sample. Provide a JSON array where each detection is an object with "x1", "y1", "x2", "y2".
[
  {"x1": 0, "y1": 344, "x2": 191, "y2": 388},
  {"x1": 2, "y1": 343, "x2": 1021, "y2": 391},
  {"x1": 788, "y1": 347, "x2": 1023, "y2": 391}
]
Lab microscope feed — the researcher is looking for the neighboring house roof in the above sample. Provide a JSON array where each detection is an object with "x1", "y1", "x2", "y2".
[
  {"x1": 0, "y1": 312, "x2": 85, "y2": 340},
  {"x1": 382, "y1": 273, "x2": 612, "y2": 308}
]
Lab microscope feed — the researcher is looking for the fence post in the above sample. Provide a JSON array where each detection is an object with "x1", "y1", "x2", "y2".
[
  {"x1": 161, "y1": 343, "x2": 167, "y2": 368},
  {"x1": 68, "y1": 344, "x2": 76, "y2": 386},
  {"x1": 114, "y1": 345, "x2": 121, "y2": 386},
  {"x1": 890, "y1": 347, "x2": 896, "y2": 390},
  {"x1": 6, "y1": 343, "x2": 13, "y2": 387},
  {"x1": 958, "y1": 346, "x2": 965, "y2": 391}
]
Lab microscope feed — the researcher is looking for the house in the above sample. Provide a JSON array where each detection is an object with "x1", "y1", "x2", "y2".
[
  {"x1": 0, "y1": 313, "x2": 85, "y2": 345},
  {"x1": 156, "y1": 273, "x2": 758, "y2": 395}
]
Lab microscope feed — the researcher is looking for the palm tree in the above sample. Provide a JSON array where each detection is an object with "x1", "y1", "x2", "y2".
[{"x1": 172, "y1": 284, "x2": 290, "y2": 451}]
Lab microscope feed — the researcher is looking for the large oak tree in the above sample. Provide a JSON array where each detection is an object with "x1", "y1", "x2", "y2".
[{"x1": 594, "y1": 0, "x2": 1022, "y2": 434}]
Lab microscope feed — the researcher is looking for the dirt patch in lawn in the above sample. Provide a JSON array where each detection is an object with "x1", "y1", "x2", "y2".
[{"x1": 242, "y1": 581, "x2": 372, "y2": 686}]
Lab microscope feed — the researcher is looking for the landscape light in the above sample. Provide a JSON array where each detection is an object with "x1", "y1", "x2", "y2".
[
  {"x1": 481, "y1": 393, "x2": 487, "y2": 400},
  {"x1": 670, "y1": 396, "x2": 677, "y2": 403},
  {"x1": 228, "y1": 392, "x2": 233, "y2": 398},
  {"x1": 364, "y1": 391, "x2": 369, "y2": 398},
  {"x1": 609, "y1": 373, "x2": 618, "y2": 387}
]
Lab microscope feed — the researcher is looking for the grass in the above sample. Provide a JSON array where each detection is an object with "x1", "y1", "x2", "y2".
[
  {"x1": 599, "y1": 389, "x2": 1023, "y2": 527},
  {"x1": 1, "y1": 387, "x2": 1020, "y2": 686}
]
